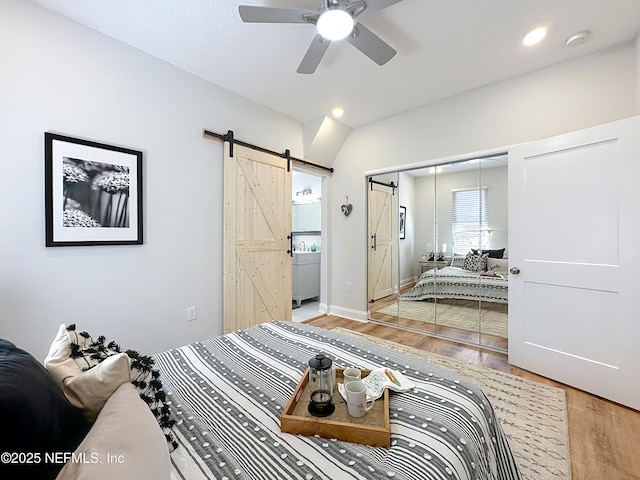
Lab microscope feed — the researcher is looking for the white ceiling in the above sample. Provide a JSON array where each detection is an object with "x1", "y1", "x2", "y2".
[{"x1": 29, "y1": 0, "x2": 640, "y2": 128}]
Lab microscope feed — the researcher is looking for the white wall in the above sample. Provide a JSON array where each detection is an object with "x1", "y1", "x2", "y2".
[
  {"x1": 398, "y1": 172, "x2": 416, "y2": 286},
  {"x1": 328, "y1": 42, "x2": 639, "y2": 320},
  {"x1": 637, "y1": 34, "x2": 640, "y2": 111},
  {"x1": 0, "y1": 0, "x2": 304, "y2": 360}
]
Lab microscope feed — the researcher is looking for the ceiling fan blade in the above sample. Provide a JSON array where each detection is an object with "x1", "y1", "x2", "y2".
[
  {"x1": 238, "y1": 5, "x2": 312, "y2": 24},
  {"x1": 357, "y1": 0, "x2": 404, "y2": 20},
  {"x1": 347, "y1": 23, "x2": 396, "y2": 66},
  {"x1": 297, "y1": 34, "x2": 331, "y2": 74}
]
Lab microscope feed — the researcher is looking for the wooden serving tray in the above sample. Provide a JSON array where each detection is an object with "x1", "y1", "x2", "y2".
[{"x1": 280, "y1": 367, "x2": 390, "y2": 448}]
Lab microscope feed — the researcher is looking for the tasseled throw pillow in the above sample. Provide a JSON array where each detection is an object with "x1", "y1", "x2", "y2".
[{"x1": 45, "y1": 324, "x2": 178, "y2": 452}]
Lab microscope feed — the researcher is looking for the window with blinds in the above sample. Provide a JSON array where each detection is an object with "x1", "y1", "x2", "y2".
[{"x1": 452, "y1": 187, "x2": 488, "y2": 255}]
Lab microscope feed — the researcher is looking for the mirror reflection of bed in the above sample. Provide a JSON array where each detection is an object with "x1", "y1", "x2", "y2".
[
  {"x1": 398, "y1": 237, "x2": 508, "y2": 350},
  {"x1": 367, "y1": 155, "x2": 509, "y2": 352},
  {"x1": 371, "y1": 234, "x2": 509, "y2": 351}
]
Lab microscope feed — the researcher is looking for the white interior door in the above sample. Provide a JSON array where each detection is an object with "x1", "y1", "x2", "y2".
[
  {"x1": 368, "y1": 182, "x2": 394, "y2": 302},
  {"x1": 509, "y1": 115, "x2": 640, "y2": 410}
]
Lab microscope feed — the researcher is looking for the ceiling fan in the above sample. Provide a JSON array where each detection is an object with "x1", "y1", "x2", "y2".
[{"x1": 238, "y1": 0, "x2": 403, "y2": 74}]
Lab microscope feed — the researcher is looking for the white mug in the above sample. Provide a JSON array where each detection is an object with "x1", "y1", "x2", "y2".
[
  {"x1": 345, "y1": 380, "x2": 374, "y2": 418},
  {"x1": 342, "y1": 367, "x2": 361, "y2": 386}
]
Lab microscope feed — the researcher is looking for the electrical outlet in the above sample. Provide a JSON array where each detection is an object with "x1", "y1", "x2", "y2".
[
  {"x1": 346, "y1": 282, "x2": 352, "y2": 292},
  {"x1": 187, "y1": 306, "x2": 197, "y2": 321}
]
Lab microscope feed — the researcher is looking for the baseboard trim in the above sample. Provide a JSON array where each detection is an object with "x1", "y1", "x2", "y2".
[
  {"x1": 400, "y1": 277, "x2": 416, "y2": 288},
  {"x1": 327, "y1": 305, "x2": 369, "y2": 323}
]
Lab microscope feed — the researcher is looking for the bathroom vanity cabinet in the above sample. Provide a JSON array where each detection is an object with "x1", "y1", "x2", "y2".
[{"x1": 292, "y1": 252, "x2": 320, "y2": 307}]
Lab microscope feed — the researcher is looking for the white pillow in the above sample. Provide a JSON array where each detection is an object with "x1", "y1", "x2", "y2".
[
  {"x1": 55, "y1": 383, "x2": 171, "y2": 480},
  {"x1": 450, "y1": 255, "x2": 466, "y2": 268},
  {"x1": 487, "y1": 258, "x2": 509, "y2": 272},
  {"x1": 45, "y1": 324, "x2": 131, "y2": 421}
]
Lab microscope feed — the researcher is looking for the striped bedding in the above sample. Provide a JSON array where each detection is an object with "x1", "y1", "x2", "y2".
[
  {"x1": 401, "y1": 267, "x2": 509, "y2": 304},
  {"x1": 154, "y1": 321, "x2": 521, "y2": 480}
]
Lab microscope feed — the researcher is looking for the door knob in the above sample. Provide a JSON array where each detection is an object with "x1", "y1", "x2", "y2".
[{"x1": 509, "y1": 267, "x2": 520, "y2": 275}]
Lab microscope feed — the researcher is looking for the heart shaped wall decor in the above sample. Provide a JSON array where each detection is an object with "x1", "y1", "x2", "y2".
[{"x1": 341, "y1": 203, "x2": 353, "y2": 217}]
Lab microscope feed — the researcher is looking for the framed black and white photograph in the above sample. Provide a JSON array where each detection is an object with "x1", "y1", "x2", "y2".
[
  {"x1": 45, "y1": 132, "x2": 143, "y2": 247},
  {"x1": 399, "y1": 205, "x2": 406, "y2": 239}
]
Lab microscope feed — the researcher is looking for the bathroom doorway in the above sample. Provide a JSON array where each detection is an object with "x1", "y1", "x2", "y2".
[{"x1": 291, "y1": 169, "x2": 324, "y2": 322}]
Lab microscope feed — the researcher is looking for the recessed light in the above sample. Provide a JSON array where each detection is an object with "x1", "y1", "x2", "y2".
[
  {"x1": 523, "y1": 27, "x2": 547, "y2": 46},
  {"x1": 331, "y1": 107, "x2": 344, "y2": 118}
]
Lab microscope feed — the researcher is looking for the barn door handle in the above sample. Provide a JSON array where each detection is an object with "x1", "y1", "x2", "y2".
[
  {"x1": 509, "y1": 267, "x2": 520, "y2": 275},
  {"x1": 371, "y1": 234, "x2": 377, "y2": 251},
  {"x1": 287, "y1": 233, "x2": 293, "y2": 257}
]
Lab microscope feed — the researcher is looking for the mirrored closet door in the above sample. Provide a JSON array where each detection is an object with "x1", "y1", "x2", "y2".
[{"x1": 367, "y1": 154, "x2": 509, "y2": 351}]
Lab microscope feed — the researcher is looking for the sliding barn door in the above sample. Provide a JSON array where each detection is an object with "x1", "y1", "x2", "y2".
[
  {"x1": 509, "y1": 115, "x2": 640, "y2": 410},
  {"x1": 224, "y1": 143, "x2": 292, "y2": 333},
  {"x1": 368, "y1": 182, "x2": 394, "y2": 302}
]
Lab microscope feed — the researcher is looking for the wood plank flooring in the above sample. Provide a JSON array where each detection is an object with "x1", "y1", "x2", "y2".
[
  {"x1": 304, "y1": 314, "x2": 640, "y2": 480},
  {"x1": 368, "y1": 286, "x2": 509, "y2": 350}
]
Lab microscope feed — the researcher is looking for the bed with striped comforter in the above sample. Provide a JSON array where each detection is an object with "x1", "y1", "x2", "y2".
[
  {"x1": 154, "y1": 321, "x2": 521, "y2": 480},
  {"x1": 401, "y1": 267, "x2": 509, "y2": 304}
]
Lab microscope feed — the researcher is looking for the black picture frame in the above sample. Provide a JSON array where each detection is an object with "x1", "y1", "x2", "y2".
[
  {"x1": 399, "y1": 205, "x2": 406, "y2": 239},
  {"x1": 45, "y1": 132, "x2": 143, "y2": 247}
]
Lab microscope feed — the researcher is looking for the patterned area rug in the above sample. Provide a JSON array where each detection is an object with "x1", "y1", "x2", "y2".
[
  {"x1": 333, "y1": 328, "x2": 571, "y2": 480},
  {"x1": 377, "y1": 300, "x2": 509, "y2": 338}
]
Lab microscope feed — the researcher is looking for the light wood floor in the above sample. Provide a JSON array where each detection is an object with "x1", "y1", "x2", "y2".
[
  {"x1": 368, "y1": 286, "x2": 509, "y2": 350},
  {"x1": 305, "y1": 314, "x2": 640, "y2": 480}
]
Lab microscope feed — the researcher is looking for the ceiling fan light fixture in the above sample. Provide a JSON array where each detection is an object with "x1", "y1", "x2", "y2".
[{"x1": 317, "y1": 9, "x2": 354, "y2": 41}]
